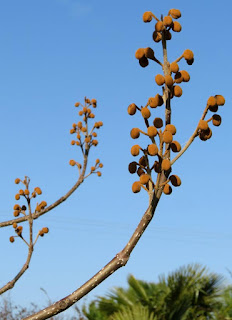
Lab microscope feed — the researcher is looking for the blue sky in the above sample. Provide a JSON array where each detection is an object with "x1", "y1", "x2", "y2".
[{"x1": 0, "y1": 0, "x2": 231, "y2": 317}]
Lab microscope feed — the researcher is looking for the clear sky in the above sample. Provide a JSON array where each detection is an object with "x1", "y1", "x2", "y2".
[{"x1": 0, "y1": 0, "x2": 231, "y2": 317}]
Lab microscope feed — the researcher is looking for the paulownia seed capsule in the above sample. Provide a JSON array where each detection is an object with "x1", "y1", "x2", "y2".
[
  {"x1": 140, "y1": 174, "x2": 150, "y2": 185},
  {"x1": 153, "y1": 117, "x2": 163, "y2": 128},
  {"x1": 163, "y1": 15, "x2": 173, "y2": 26},
  {"x1": 181, "y1": 70, "x2": 190, "y2": 82},
  {"x1": 141, "y1": 107, "x2": 151, "y2": 119},
  {"x1": 169, "y1": 9, "x2": 181, "y2": 19},
  {"x1": 207, "y1": 96, "x2": 217, "y2": 107},
  {"x1": 172, "y1": 21, "x2": 182, "y2": 32},
  {"x1": 155, "y1": 21, "x2": 164, "y2": 32},
  {"x1": 165, "y1": 124, "x2": 176, "y2": 135},
  {"x1": 183, "y1": 49, "x2": 194, "y2": 61},
  {"x1": 215, "y1": 95, "x2": 225, "y2": 106},
  {"x1": 147, "y1": 126, "x2": 157, "y2": 137},
  {"x1": 163, "y1": 131, "x2": 173, "y2": 143},
  {"x1": 148, "y1": 144, "x2": 158, "y2": 156},
  {"x1": 199, "y1": 128, "x2": 212, "y2": 141},
  {"x1": 139, "y1": 156, "x2": 147, "y2": 167},
  {"x1": 198, "y1": 120, "x2": 209, "y2": 131},
  {"x1": 174, "y1": 72, "x2": 183, "y2": 83},
  {"x1": 169, "y1": 175, "x2": 181, "y2": 187},
  {"x1": 161, "y1": 159, "x2": 171, "y2": 171},
  {"x1": 135, "y1": 48, "x2": 145, "y2": 60},
  {"x1": 173, "y1": 85, "x2": 182, "y2": 97},
  {"x1": 163, "y1": 183, "x2": 172, "y2": 195},
  {"x1": 143, "y1": 11, "x2": 153, "y2": 23},
  {"x1": 128, "y1": 103, "x2": 137, "y2": 115},
  {"x1": 170, "y1": 62, "x2": 179, "y2": 73},
  {"x1": 212, "y1": 114, "x2": 222, "y2": 126},
  {"x1": 152, "y1": 31, "x2": 162, "y2": 42},
  {"x1": 132, "y1": 181, "x2": 141, "y2": 193},
  {"x1": 155, "y1": 74, "x2": 165, "y2": 86},
  {"x1": 130, "y1": 128, "x2": 140, "y2": 139},
  {"x1": 170, "y1": 141, "x2": 181, "y2": 152},
  {"x1": 164, "y1": 75, "x2": 174, "y2": 87},
  {"x1": 131, "y1": 145, "x2": 140, "y2": 156}
]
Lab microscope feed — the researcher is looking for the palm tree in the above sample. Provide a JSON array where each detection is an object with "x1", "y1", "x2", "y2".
[{"x1": 82, "y1": 264, "x2": 225, "y2": 320}]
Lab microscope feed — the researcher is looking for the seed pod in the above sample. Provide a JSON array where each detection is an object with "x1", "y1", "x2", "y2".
[
  {"x1": 215, "y1": 95, "x2": 225, "y2": 106},
  {"x1": 9, "y1": 236, "x2": 15, "y2": 243},
  {"x1": 152, "y1": 31, "x2": 162, "y2": 42},
  {"x1": 19, "y1": 189, "x2": 24, "y2": 195},
  {"x1": 85, "y1": 136, "x2": 91, "y2": 143},
  {"x1": 36, "y1": 205, "x2": 41, "y2": 212},
  {"x1": 165, "y1": 30, "x2": 172, "y2": 40},
  {"x1": 155, "y1": 74, "x2": 165, "y2": 86},
  {"x1": 161, "y1": 159, "x2": 171, "y2": 171},
  {"x1": 40, "y1": 201, "x2": 47, "y2": 209},
  {"x1": 186, "y1": 58, "x2": 194, "y2": 65},
  {"x1": 15, "y1": 194, "x2": 20, "y2": 201},
  {"x1": 181, "y1": 70, "x2": 190, "y2": 82},
  {"x1": 212, "y1": 114, "x2": 222, "y2": 126},
  {"x1": 78, "y1": 111, "x2": 83, "y2": 116},
  {"x1": 148, "y1": 144, "x2": 158, "y2": 156},
  {"x1": 13, "y1": 204, "x2": 20, "y2": 210},
  {"x1": 89, "y1": 113, "x2": 95, "y2": 118},
  {"x1": 13, "y1": 222, "x2": 17, "y2": 229},
  {"x1": 140, "y1": 174, "x2": 150, "y2": 184},
  {"x1": 143, "y1": 11, "x2": 153, "y2": 23},
  {"x1": 155, "y1": 21, "x2": 164, "y2": 32},
  {"x1": 163, "y1": 184, "x2": 172, "y2": 195},
  {"x1": 13, "y1": 210, "x2": 20, "y2": 217},
  {"x1": 97, "y1": 172, "x2": 102, "y2": 177},
  {"x1": 69, "y1": 160, "x2": 76, "y2": 166},
  {"x1": 77, "y1": 121, "x2": 82, "y2": 129},
  {"x1": 163, "y1": 131, "x2": 173, "y2": 143},
  {"x1": 128, "y1": 162, "x2": 137, "y2": 174},
  {"x1": 199, "y1": 128, "x2": 212, "y2": 141},
  {"x1": 42, "y1": 227, "x2": 49, "y2": 233},
  {"x1": 81, "y1": 127, "x2": 87, "y2": 132},
  {"x1": 71, "y1": 140, "x2": 75, "y2": 145},
  {"x1": 135, "y1": 48, "x2": 145, "y2": 60},
  {"x1": 127, "y1": 103, "x2": 137, "y2": 115},
  {"x1": 92, "y1": 140, "x2": 98, "y2": 146},
  {"x1": 144, "y1": 47, "x2": 155, "y2": 59},
  {"x1": 170, "y1": 62, "x2": 179, "y2": 73},
  {"x1": 164, "y1": 75, "x2": 174, "y2": 87},
  {"x1": 174, "y1": 72, "x2": 183, "y2": 83},
  {"x1": 91, "y1": 166, "x2": 95, "y2": 172},
  {"x1": 149, "y1": 94, "x2": 163, "y2": 108},
  {"x1": 21, "y1": 205, "x2": 26, "y2": 211},
  {"x1": 15, "y1": 178, "x2": 20, "y2": 184},
  {"x1": 130, "y1": 128, "x2": 140, "y2": 139},
  {"x1": 137, "y1": 167, "x2": 145, "y2": 176},
  {"x1": 39, "y1": 230, "x2": 44, "y2": 237},
  {"x1": 141, "y1": 107, "x2": 151, "y2": 119},
  {"x1": 83, "y1": 107, "x2": 87, "y2": 113},
  {"x1": 165, "y1": 124, "x2": 176, "y2": 135},
  {"x1": 132, "y1": 181, "x2": 141, "y2": 193},
  {"x1": 198, "y1": 120, "x2": 209, "y2": 131},
  {"x1": 99, "y1": 163, "x2": 103, "y2": 168},
  {"x1": 173, "y1": 85, "x2": 182, "y2": 97},
  {"x1": 172, "y1": 21, "x2": 182, "y2": 32},
  {"x1": 169, "y1": 175, "x2": 181, "y2": 187},
  {"x1": 74, "y1": 102, "x2": 80, "y2": 107},
  {"x1": 131, "y1": 145, "x2": 140, "y2": 156},
  {"x1": 163, "y1": 15, "x2": 173, "y2": 26},
  {"x1": 147, "y1": 126, "x2": 157, "y2": 137},
  {"x1": 92, "y1": 132, "x2": 97, "y2": 137},
  {"x1": 169, "y1": 9, "x2": 181, "y2": 19},
  {"x1": 91, "y1": 99, "x2": 97, "y2": 106},
  {"x1": 170, "y1": 141, "x2": 181, "y2": 152},
  {"x1": 153, "y1": 117, "x2": 163, "y2": 128},
  {"x1": 207, "y1": 96, "x2": 217, "y2": 107},
  {"x1": 183, "y1": 49, "x2": 194, "y2": 61},
  {"x1": 154, "y1": 161, "x2": 161, "y2": 173},
  {"x1": 24, "y1": 189, "x2": 29, "y2": 195},
  {"x1": 139, "y1": 56, "x2": 149, "y2": 68},
  {"x1": 139, "y1": 156, "x2": 147, "y2": 167}
]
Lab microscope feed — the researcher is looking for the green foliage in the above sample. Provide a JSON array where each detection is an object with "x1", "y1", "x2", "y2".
[{"x1": 82, "y1": 264, "x2": 231, "y2": 320}]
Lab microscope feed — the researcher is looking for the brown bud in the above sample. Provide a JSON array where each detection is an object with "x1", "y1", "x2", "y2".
[
  {"x1": 173, "y1": 85, "x2": 182, "y2": 97},
  {"x1": 169, "y1": 175, "x2": 181, "y2": 187},
  {"x1": 153, "y1": 117, "x2": 163, "y2": 128},
  {"x1": 13, "y1": 222, "x2": 17, "y2": 229},
  {"x1": 170, "y1": 62, "x2": 179, "y2": 73},
  {"x1": 149, "y1": 94, "x2": 163, "y2": 108},
  {"x1": 69, "y1": 160, "x2": 76, "y2": 166},
  {"x1": 215, "y1": 95, "x2": 225, "y2": 106},
  {"x1": 131, "y1": 145, "x2": 140, "y2": 156},
  {"x1": 139, "y1": 56, "x2": 149, "y2": 68},
  {"x1": 152, "y1": 31, "x2": 162, "y2": 43},
  {"x1": 212, "y1": 114, "x2": 222, "y2": 126},
  {"x1": 42, "y1": 227, "x2": 49, "y2": 233},
  {"x1": 15, "y1": 178, "x2": 20, "y2": 184},
  {"x1": 180, "y1": 70, "x2": 190, "y2": 82},
  {"x1": 207, "y1": 96, "x2": 217, "y2": 108},
  {"x1": 140, "y1": 174, "x2": 150, "y2": 185},
  {"x1": 155, "y1": 74, "x2": 165, "y2": 86},
  {"x1": 163, "y1": 183, "x2": 172, "y2": 195},
  {"x1": 164, "y1": 75, "x2": 174, "y2": 87},
  {"x1": 198, "y1": 120, "x2": 209, "y2": 131},
  {"x1": 163, "y1": 131, "x2": 173, "y2": 144},
  {"x1": 9, "y1": 236, "x2": 15, "y2": 243},
  {"x1": 169, "y1": 9, "x2": 181, "y2": 19},
  {"x1": 74, "y1": 102, "x2": 80, "y2": 107},
  {"x1": 155, "y1": 21, "x2": 164, "y2": 32},
  {"x1": 144, "y1": 47, "x2": 155, "y2": 59},
  {"x1": 130, "y1": 128, "x2": 140, "y2": 139},
  {"x1": 174, "y1": 72, "x2": 183, "y2": 83},
  {"x1": 147, "y1": 126, "x2": 158, "y2": 137},
  {"x1": 143, "y1": 11, "x2": 153, "y2": 23},
  {"x1": 141, "y1": 107, "x2": 151, "y2": 119},
  {"x1": 132, "y1": 181, "x2": 141, "y2": 193},
  {"x1": 163, "y1": 15, "x2": 173, "y2": 26},
  {"x1": 183, "y1": 49, "x2": 194, "y2": 61},
  {"x1": 172, "y1": 21, "x2": 182, "y2": 32},
  {"x1": 15, "y1": 194, "x2": 20, "y2": 201},
  {"x1": 165, "y1": 124, "x2": 176, "y2": 135},
  {"x1": 161, "y1": 159, "x2": 171, "y2": 171},
  {"x1": 127, "y1": 103, "x2": 137, "y2": 115},
  {"x1": 135, "y1": 48, "x2": 145, "y2": 60},
  {"x1": 148, "y1": 144, "x2": 158, "y2": 156},
  {"x1": 128, "y1": 162, "x2": 137, "y2": 174}
]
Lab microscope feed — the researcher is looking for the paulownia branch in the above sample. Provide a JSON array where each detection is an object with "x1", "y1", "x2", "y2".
[
  {"x1": 23, "y1": 185, "x2": 165, "y2": 320},
  {"x1": 0, "y1": 152, "x2": 89, "y2": 228},
  {"x1": 171, "y1": 104, "x2": 209, "y2": 165}
]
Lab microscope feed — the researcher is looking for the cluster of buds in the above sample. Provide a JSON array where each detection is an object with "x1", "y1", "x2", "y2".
[
  {"x1": 198, "y1": 95, "x2": 225, "y2": 141},
  {"x1": 69, "y1": 97, "x2": 103, "y2": 177},
  {"x1": 10, "y1": 176, "x2": 48, "y2": 243},
  {"x1": 38, "y1": 227, "x2": 49, "y2": 237},
  {"x1": 90, "y1": 158, "x2": 104, "y2": 177},
  {"x1": 128, "y1": 8, "x2": 225, "y2": 196}
]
